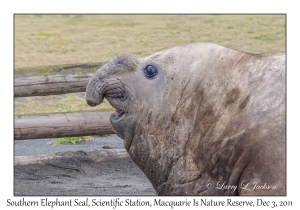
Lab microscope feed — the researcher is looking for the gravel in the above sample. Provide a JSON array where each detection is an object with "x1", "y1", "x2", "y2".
[{"x1": 14, "y1": 134, "x2": 124, "y2": 156}]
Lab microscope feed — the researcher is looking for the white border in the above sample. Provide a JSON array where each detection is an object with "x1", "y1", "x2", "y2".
[{"x1": 2, "y1": 0, "x2": 299, "y2": 209}]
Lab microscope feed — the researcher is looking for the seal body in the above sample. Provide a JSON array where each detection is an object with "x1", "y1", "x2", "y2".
[{"x1": 86, "y1": 43, "x2": 286, "y2": 195}]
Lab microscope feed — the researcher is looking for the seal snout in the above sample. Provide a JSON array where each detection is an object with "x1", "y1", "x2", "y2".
[
  {"x1": 86, "y1": 79, "x2": 105, "y2": 107},
  {"x1": 86, "y1": 98, "x2": 99, "y2": 107},
  {"x1": 86, "y1": 91, "x2": 104, "y2": 107}
]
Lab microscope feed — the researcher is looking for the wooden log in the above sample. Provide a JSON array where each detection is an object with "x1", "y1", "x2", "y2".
[
  {"x1": 14, "y1": 62, "x2": 103, "y2": 97},
  {"x1": 14, "y1": 111, "x2": 114, "y2": 140},
  {"x1": 14, "y1": 149, "x2": 128, "y2": 165},
  {"x1": 14, "y1": 73, "x2": 93, "y2": 97}
]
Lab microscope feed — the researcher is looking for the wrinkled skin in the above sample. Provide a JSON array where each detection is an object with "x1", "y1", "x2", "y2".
[{"x1": 86, "y1": 43, "x2": 286, "y2": 195}]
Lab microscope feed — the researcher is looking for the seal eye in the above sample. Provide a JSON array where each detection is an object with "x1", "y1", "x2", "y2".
[{"x1": 143, "y1": 65, "x2": 158, "y2": 79}]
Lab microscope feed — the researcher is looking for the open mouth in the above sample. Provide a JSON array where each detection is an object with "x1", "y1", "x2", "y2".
[{"x1": 111, "y1": 108, "x2": 127, "y2": 120}]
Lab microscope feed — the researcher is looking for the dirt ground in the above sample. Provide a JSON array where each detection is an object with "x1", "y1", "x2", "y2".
[{"x1": 14, "y1": 151, "x2": 156, "y2": 196}]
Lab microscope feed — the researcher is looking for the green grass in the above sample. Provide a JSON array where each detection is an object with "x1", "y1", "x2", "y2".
[
  {"x1": 14, "y1": 14, "x2": 286, "y2": 116},
  {"x1": 15, "y1": 14, "x2": 285, "y2": 69},
  {"x1": 51, "y1": 134, "x2": 110, "y2": 145},
  {"x1": 255, "y1": 34, "x2": 283, "y2": 40},
  {"x1": 52, "y1": 136, "x2": 93, "y2": 145}
]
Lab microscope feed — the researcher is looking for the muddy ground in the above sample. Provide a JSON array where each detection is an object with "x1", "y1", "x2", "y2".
[{"x1": 14, "y1": 151, "x2": 156, "y2": 196}]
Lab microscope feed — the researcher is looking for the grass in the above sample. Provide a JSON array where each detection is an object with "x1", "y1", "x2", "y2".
[
  {"x1": 15, "y1": 15, "x2": 285, "y2": 69},
  {"x1": 51, "y1": 136, "x2": 93, "y2": 145},
  {"x1": 14, "y1": 93, "x2": 113, "y2": 115},
  {"x1": 254, "y1": 34, "x2": 284, "y2": 40},
  {"x1": 50, "y1": 135, "x2": 111, "y2": 145}
]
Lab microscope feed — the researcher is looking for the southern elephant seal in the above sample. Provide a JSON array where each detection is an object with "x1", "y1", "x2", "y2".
[{"x1": 86, "y1": 43, "x2": 286, "y2": 195}]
